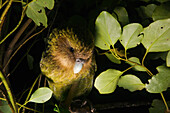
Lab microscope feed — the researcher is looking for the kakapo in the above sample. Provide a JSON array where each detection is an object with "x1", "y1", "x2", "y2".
[{"x1": 40, "y1": 28, "x2": 96, "y2": 107}]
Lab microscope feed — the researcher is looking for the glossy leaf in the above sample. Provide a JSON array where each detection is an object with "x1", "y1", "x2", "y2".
[
  {"x1": 141, "y1": 19, "x2": 170, "y2": 52},
  {"x1": 105, "y1": 53, "x2": 121, "y2": 64},
  {"x1": 167, "y1": 51, "x2": 170, "y2": 67},
  {"x1": 95, "y1": 11, "x2": 121, "y2": 50},
  {"x1": 145, "y1": 66, "x2": 170, "y2": 93},
  {"x1": 120, "y1": 23, "x2": 143, "y2": 50},
  {"x1": 128, "y1": 57, "x2": 146, "y2": 71},
  {"x1": 26, "y1": 2, "x2": 47, "y2": 27},
  {"x1": 113, "y1": 7, "x2": 129, "y2": 26},
  {"x1": 29, "y1": 87, "x2": 53, "y2": 103},
  {"x1": 152, "y1": 2, "x2": 170, "y2": 21},
  {"x1": 94, "y1": 69, "x2": 123, "y2": 94},
  {"x1": 36, "y1": 0, "x2": 54, "y2": 10},
  {"x1": 118, "y1": 74, "x2": 145, "y2": 92}
]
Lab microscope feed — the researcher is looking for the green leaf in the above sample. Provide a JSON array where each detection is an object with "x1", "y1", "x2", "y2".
[
  {"x1": 140, "y1": 4, "x2": 157, "y2": 18},
  {"x1": 152, "y1": 2, "x2": 170, "y2": 21},
  {"x1": 36, "y1": 0, "x2": 54, "y2": 10},
  {"x1": 167, "y1": 51, "x2": 170, "y2": 67},
  {"x1": 149, "y1": 99, "x2": 170, "y2": 113},
  {"x1": 113, "y1": 7, "x2": 129, "y2": 26},
  {"x1": 127, "y1": 57, "x2": 146, "y2": 71},
  {"x1": 145, "y1": 65, "x2": 170, "y2": 93},
  {"x1": 148, "y1": 52, "x2": 168, "y2": 61},
  {"x1": 141, "y1": 19, "x2": 170, "y2": 52},
  {"x1": 0, "y1": 100, "x2": 12, "y2": 113},
  {"x1": 27, "y1": 54, "x2": 34, "y2": 70},
  {"x1": 94, "y1": 69, "x2": 123, "y2": 94},
  {"x1": 105, "y1": 53, "x2": 121, "y2": 64},
  {"x1": 29, "y1": 87, "x2": 53, "y2": 103},
  {"x1": 54, "y1": 104, "x2": 61, "y2": 113},
  {"x1": 95, "y1": 11, "x2": 121, "y2": 50},
  {"x1": 119, "y1": 23, "x2": 143, "y2": 50},
  {"x1": 118, "y1": 74, "x2": 145, "y2": 92},
  {"x1": 26, "y1": 2, "x2": 47, "y2": 27},
  {"x1": 156, "y1": 0, "x2": 170, "y2": 3}
]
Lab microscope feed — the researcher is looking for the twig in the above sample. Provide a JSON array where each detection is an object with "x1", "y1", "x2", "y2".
[
  {"x1": 0, "y1": 0, "x2": 13, "y2": 35},
  {"x1": 0, "y1": 70, "x2": 18, "y2": 113},
  {"x1": 0, "y1": 5, "x2": 27, "y2": 45},
  {"x1": 0, "y1": 97, "x2": 42, "y2": 113},
  {"x1": 3, "y1": 27, "x2": 46, "y2": 75}
]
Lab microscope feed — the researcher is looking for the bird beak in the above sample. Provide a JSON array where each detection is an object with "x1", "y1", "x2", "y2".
[{"x1": 73, "y1": 58, "x2": 85, "y2": 74}]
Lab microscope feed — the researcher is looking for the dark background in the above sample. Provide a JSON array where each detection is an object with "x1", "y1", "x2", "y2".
[{"x1": 1, "y1": 0, "x2": 170, "y2": 112}]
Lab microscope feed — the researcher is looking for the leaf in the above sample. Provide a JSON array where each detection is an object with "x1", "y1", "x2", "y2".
[
  {"x1": 149, "y1": 99, "x2": 170, "y2": 113},
  {"x1": 139, "y1": 4, "x2": 157, "y2": 18},
  {"x1": 105, "y1": 53, "x2": 121, "y2": 64},
  {"x1": 95, "y1": 11, "x2": 121, "y2": 50},
  {"x1": 29, "y1": 87, "x2": 53, "y2": 103},
  {"x1": 27, "y1": 54, "x2": 34, "y2": 70},
  {"x1": 152, "y1": 2, "x2": 170, "y2": 21},
  {"x1": 145, "y1": 65, "x2": 170, "y2": 93},
  {"x1": 119, "y1": 23, "x2": 143, "y2": 50},
  {"x1": 118, "y1": 74, "x2": 145, "y2": 92},
  {"x1": 167, "y1": 51, "x2": 170, "y2": 67},
  {"x1": 113, "y1": 7, "x2": 129, "y2": 26},
  {"x1": 26, "y1": 2, "x2": 47, "y2": 27},
  {"x1": 36, "y1": 0, "x2": 54, "y2": 10},
  {"x1": 127, "y1": 57, "x2": 146, "y2": 71},
  {"x1": 0, "y1": 100, "x2": 12, "y2": 113},
  {"x1": 94, "y1": 69, "x2": 123, "y2": 94},
  {"x1": 156, "y1": 0, "x2": 170, "y2": 3},
  {"x1": 148, "y1": 52, "x2": 168, "y2": 61},
  {"x1": 141, "y1": 19, "x2": 170, "y2": 52}
]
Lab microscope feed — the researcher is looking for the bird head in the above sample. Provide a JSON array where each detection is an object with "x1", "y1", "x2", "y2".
[{"x1": 47, "y1": 28, "x2": 94, "y2": 74}]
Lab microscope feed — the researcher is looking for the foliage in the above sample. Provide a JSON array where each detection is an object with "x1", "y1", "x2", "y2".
[
  {"x1": 149, "y1": 99, "x2": 170, "y2": 113},
  {"x1": 28, "y1": 87, "x2": 53, "y2": 103},
  {"x1": 94, "y1": 8, "x2": 170, "y2": 112}
]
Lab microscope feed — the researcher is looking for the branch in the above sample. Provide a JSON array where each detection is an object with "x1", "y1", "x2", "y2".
[{"x1": 3, "y1": 18, "x2": 32, "y2": 73}]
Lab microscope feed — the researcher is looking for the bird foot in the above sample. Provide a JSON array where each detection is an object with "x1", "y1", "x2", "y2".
[{"x1": 69, "y1": 99, "x2": 95, "y2": 113}]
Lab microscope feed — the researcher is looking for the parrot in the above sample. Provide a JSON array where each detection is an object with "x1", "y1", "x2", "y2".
[{"x1": 40, "y1": 28, "x2": 96, "y2": 108}]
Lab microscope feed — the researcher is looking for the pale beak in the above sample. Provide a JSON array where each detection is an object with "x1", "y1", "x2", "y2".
[{"x1": 73, "y1": 58, "x2": 85, "y2": 74}]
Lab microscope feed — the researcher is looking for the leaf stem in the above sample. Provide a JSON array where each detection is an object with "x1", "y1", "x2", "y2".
[
  {"x1": 124, "y1": 49, "x2": 127, "y2": 60},
  {"x1": 142, "y1": 51, "x2": 148, "y2": 66},
  {"x1": 122, "y1": 65, "x2": 136, "y2": 73},
  {"x1": 160, "y1": 92, "x2": 169, "y2": 111}
]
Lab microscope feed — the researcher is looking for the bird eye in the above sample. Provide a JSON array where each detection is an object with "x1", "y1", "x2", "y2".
[{"x1": 70, "y1": 47, "x2": 74, "y2": 52}]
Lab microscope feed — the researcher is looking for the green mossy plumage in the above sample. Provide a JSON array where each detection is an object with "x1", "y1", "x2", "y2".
[{"x1": 40, "y1": 28, "x2": 96, "y2": 101}]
